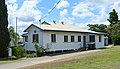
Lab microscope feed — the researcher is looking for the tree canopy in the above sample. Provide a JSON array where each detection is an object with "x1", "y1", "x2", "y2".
[
  {"x1": 0, "y1": 0, "x2": 10, "y2": 58},
  {"x1": 107, "y1": 9, "x2": 118, "y2": 25},
  {"x1": 107, "y1": 21, "x2": 120, "y2": 36},
  {"x1": 9, "y1": 26, "x2": 20, "y2": 46},
  {"x1": 87, "y1": 24, "x2": 107, "y2": 33},
  {"x1": 107, "y1": 9, "x2": 120, "y2": 45}
]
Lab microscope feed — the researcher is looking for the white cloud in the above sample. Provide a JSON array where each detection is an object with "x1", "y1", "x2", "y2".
[
  {"x1": 110, "y1": 1, "x2": 120, "y2": 19},
  {"x1": 6, "y1": 0, "x2": 18, "y2": 27},
  {"x1": 92, "y1": 8, "x2": 108, "y2": 23},
  {"x1": 5, "y1": 0, "x2": 120, "y2": 34},
  {"x1": 59, "y1": 9, "x2": 74, "y2": 24},
  {"x1": 76, "y1": 21, "x2": 110, "y2": 30},
  {"x1": 60, "y1": 9, "x2": 68, "y2": 18},
  {"x1": 60, "y1": 17, "x2": 74, "y2": 24},
  {"x1": 56, "y1": 0, "x2": 69, "y2": 9},
  {"x1": 86, "y1": 0, "x2": 117, "y2": 8},
  {"x1": 17, "y1": 0, "x2": 41, "y2": 22},
  {"x1": 72, "y1": 0, "x2": 120, "y2": 30},
  {"x1": 6, "y1": 0, "x2": 42, "y2": 34},
  {"x1": 72, "y1": 2, "x2": 94, "y2": 18},
  {"x1": 6, "y1": 0, "x2": 17, "y2": 4}
]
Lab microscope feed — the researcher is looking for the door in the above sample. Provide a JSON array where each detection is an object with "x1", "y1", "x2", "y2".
[{"x1": 83, "y1": 36, "x2": 86, "y2": 50}]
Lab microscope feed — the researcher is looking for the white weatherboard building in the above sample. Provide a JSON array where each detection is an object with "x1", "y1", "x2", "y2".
[{"x1": 22, "y1": 21, "x2": 108, "y2": 52}]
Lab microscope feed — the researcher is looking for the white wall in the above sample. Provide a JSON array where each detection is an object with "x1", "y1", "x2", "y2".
[
  {"x1": 42, "y1": 31, "x2": 84, "y2": 51},
  {"x1": 24, "y1": 26, "x2": 43, "y2": 51},
  {"x1": 24, "y1": 26, "x2": 105, "y2": 51},
  {"x1": 95, "y1": 35, "x2": 104, "y2": 48}
]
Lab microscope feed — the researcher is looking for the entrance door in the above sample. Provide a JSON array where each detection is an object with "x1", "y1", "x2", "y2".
[{"x1": 83, "y1": 36, "x2": 86, "y2": 50}]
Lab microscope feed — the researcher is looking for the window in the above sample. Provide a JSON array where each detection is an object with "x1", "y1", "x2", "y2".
[
  {"x1": 51, "y1": 34, "x2": 56, "y2": 42},
  {"x1": 33, "y1": 34, "x2": 39, "y2": 43},
  {"x1": 34, "y1": 30, "x2": 36, "y2": 33},
  {"x1": 25, "y1": 36, "x2": 28, "y2": 42},
  {"x1": 78, "y1": 36, "x2": 81, "y2": 42},
  {"x1": 89, "y1": 35, "x2": 95, "y2": 42},
  {"x1": 64, "y1": 35, "x2": 68, "y2": 42},
  {"x1": 71, "y1": 36, "x2": 74, "y2": 42},
  {"x1": 99, "y1": 35, "x2": 101, "y2": 42}
]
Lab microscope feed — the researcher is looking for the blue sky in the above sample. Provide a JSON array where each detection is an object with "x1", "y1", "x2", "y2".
[{"x1": 5, "y1": 0, "x2": 120, "y2": 35}]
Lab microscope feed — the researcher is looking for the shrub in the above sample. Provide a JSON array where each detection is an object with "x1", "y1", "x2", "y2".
[
  {"x1": 26, "y1": 53, "x2": 37, "y2": 58},
  {"x1": 112, "y1": 33, "x2": 120, "y2": 45},
  {"x1": 8, "y1": 56, "x2": 17, "y2": 60},
  {"x1": 34, "y1": 44, "x2": 44, "y2": 57},
  {"x1": 13, "y1": 46, "x2": 25, "y2": 59}
]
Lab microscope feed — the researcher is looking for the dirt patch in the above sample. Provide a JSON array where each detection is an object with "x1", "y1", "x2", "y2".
[{"x1": 20, "y1": 57, "x2": 79, "y2": 69}]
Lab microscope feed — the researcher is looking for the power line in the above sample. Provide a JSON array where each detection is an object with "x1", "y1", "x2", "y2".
[{"x1": 39, "y1": 0, "x2": 61, "y2": 22}]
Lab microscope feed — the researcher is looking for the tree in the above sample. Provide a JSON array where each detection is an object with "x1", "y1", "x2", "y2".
[
  {"x1": 9, "y1": 26, "x2": 20, "y2": 46},
  {"x1": 112, "y1": 33, "x2": 120, "y2": 45},
  {"x1": 107, "y1": 9, "x2": 120, "y2": 45},
  {"x1": 107, "y1": 21, "x2": 120, "y2": 36},
  {"x1": 106, "y1": 21, "x2": 120, "y2": 45},
  {"x1": 87, "y1": 24, "x2": 107, "y2": 33},
  {"x1": 0, "y1": 0, "x2": 10, "y2": 58},
  {"x1": 107, "y1": 9, "x2": 118, "y2": 25}
]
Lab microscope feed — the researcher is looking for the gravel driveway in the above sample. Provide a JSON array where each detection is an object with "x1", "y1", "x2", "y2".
[{"x1": 0, "y1": 49, "x2": 102, "y2": 69}]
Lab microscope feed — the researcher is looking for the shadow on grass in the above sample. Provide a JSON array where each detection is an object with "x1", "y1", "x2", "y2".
[{"x1": 98, "y1": 46, "x2": 113, "y2": 49}]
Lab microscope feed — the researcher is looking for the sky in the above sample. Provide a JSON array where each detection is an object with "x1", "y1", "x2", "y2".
[{"x1": 5, "y1": 0, "x2": 120, "y2": 35}]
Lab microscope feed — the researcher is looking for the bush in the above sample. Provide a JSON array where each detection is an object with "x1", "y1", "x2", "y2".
[
  {"x1": 13, "y1": 46, "x2": 25, "y2": 59},
  {"x1": 112, "y1": 33, "x2": 120, "y2": 45},
  {"x1": 34, "y1": 44, "x2": 44, "y2": 57},
  {"x1": 26, "y1": 53, "x2": 37, "y2": 58},
  {"x1": 8, "y1": 56, "x2": 17, "y2": 60}
]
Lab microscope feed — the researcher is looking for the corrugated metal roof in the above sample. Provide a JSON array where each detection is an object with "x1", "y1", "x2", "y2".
[
  {"x1": 23, "y1": 21, "x2": 106, "y2": 35},
  {"x1": 33, "y1": 23, "x2": 106, "y2": 34}
]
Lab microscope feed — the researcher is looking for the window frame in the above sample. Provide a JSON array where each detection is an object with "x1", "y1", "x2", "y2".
[
  {"x1": 71, "y1": 35, "x2": 74, "y2": 42},
  {"x1": 33, "y1": 34, "x2": 39, "y2": 43},
  {"x1": 99, "y1": 35, "x2": 102, "y2": 42},
  {"x1": 78, "y1": 36, "x2": 81, "y2": 42},
  {"x1": 25, "y1": 36, "x2": 28, "y2": 42},
  {"x1": 89, "y1": 35, "x2": 95, "y2": 42},
  {"x1": 64, "y1": 35, "x2": 68, "y2": 42},
  {"x1": 51, "y1": 34, "x2": 56, "y2": 42}
]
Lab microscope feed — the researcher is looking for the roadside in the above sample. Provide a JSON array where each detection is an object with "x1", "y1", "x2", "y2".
[
  {"x1": 0, "y1": 49, "x2": 102, "y2": 69},
  {"x1": 22, "y1": 46, "x2": 120, "y2": 69}
]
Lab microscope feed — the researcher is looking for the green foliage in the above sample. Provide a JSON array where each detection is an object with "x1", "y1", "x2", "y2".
[
  {"x1": 0, "y1": 0, "x2": 10, "y2": 58},
  {"x1": 106, "y1": 9, "x2": 119, "y2": 44},
  {"x1": 112, "y1": 33, "x2": 120, "y2": 45},
  {"x1": 8, "y1": 56, "x2": 17, "y2": 60},
  {"x1": 34, "y1": 44, "x2": 44, "y2": 57},
  {"x1": 107, "y1": 9, "x2": 118, "y2": 25},
  {"x1": 106, "y1": 21, "x2": 120, "y2": 44},
  {"x1": 87, "y1": 24, "x2": 107, "y2": 33},
  {"x1": 26, "y1": 53, "x2": 37, "y2": 58},
  {"x1": 13, "y1": 46, "x2": 25, "y2": 59},
  {"x1": 107, "y1": 22, "x2": 120, "y2": 36},
  {"x1": 23, "y1": 46, "x2": 120, "y2": 69},
  {"x1": 8, "y1": 26, "x2": 20, "y2": 46}
]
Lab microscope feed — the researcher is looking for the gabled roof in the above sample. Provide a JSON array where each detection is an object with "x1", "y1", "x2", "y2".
[{"x1": 24, "y1": 22, "x2": 106, "y2": 35}]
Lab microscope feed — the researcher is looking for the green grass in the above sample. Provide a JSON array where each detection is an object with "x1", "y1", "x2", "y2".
[
  {"x1": 0, "y1": 60, "x2": 16, "y2": 65},
  {"x1": 0, "y1": 58, "x2": 25, "y2": 65},
  {"x1": 21, "y1": 46, "x2": 120, "y2": 69},
  {"x1": 48, "y1": 46, "x2": 120, "y2": 69}
]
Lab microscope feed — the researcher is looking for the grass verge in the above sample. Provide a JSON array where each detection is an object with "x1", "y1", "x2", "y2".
[
  {"x1": 0, "y1": 58, "x2": 25, "y2": 65},
  {"x1": 21, "y1": 46, "x2": 120, "y2": 69}
]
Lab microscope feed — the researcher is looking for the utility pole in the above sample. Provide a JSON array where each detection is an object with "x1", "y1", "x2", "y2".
[{"x1": 16, "y1": 17, "x2": 18, "y2": 46}]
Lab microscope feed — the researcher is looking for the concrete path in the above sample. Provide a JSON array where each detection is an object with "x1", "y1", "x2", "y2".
[{"x1": 0, "y1": 49, "x2": 102, "y2": 69}]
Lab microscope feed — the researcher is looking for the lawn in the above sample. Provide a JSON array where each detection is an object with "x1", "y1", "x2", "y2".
[
  {"x1": 0, "y1": 60, "x2": 16, "y2": 65},
  {"x1": 21, "y1": 46, "x2": 120, "y2": 69},
  {"x1": 0, "y1": 58, "x2": 24, "y2": 65}
]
